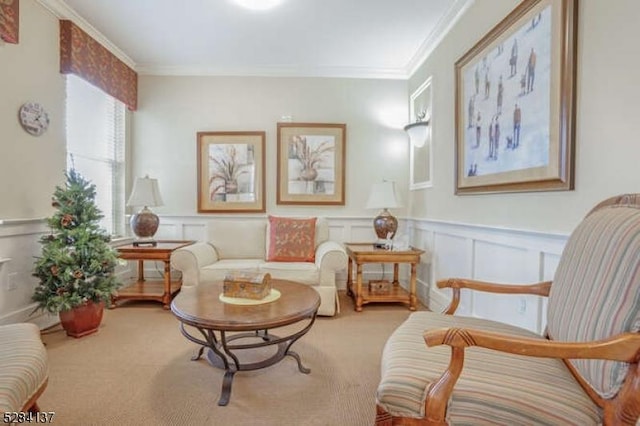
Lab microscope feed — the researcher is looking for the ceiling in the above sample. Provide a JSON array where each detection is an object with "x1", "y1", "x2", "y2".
[{"x1": 41, "y1": 0, "x2": 472, "y2": 79}]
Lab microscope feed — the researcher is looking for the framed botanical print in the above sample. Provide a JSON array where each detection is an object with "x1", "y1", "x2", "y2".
[
  {"x1": 276, "y1": 122, "x2": 346, "y2": 205},
  {"x1": 197, "y1": 131, "x2": 265, "y2": 213}
]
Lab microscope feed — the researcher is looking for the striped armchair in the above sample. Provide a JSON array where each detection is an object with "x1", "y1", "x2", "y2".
[
  {"x1": 375, "y1": 194, "x2": 640, "y2": 425},
  {"x1": 0, "y1": 323, "x2": 49, "y2": 414}
]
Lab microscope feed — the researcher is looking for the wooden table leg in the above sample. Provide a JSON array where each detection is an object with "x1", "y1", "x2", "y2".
[
  {"x1": 137, "y1": 260, "x2": 145, "y2": 281},
  {"x1": 409, "y1": 263, "x2": 417, "y2": 311},
  {"x1": 393, "y1": 263, "x2": 400, "y2": 286},
  {"x1": 346, "y1": 257, "x2": 353, "y2": 297},
  {"x1": 162, "y1": 260, "x2": 171, "y2": 309},
  {"x1": 355, "y1": 263, "x2": 363, "y2": 312}
]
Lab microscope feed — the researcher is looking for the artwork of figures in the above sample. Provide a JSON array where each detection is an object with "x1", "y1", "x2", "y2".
[
  {"x1": 197, "y1": 132, "x2": 265, "y2": 213},
  {"x1": 464, "y1": 6, "x2": 550, "y2": 177},
  {"x1": 277, "y1": 123, "x2": 346, "y2": 205},
  {"x1": 455, "y1": 0, "x2": 577, "y2": 194}
]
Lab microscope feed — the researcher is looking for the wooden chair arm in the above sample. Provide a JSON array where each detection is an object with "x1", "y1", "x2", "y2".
[
  {"x1": 421, "y1": 328, "x2": 640, "y2": 423},
  {"x1": 437, "y1": 278, "x2": 552, "y2": 314},
  {"x1": 425, "y1": 328, "x2": 640, "y2": 362}
]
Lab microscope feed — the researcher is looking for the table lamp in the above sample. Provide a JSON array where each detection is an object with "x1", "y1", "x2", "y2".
[
  {"x1": 365, "y1": 181, "x2": 402, "y2": 248},
  {"x1": 127, "y1": 175, "x2": 164, "y2": 246}
]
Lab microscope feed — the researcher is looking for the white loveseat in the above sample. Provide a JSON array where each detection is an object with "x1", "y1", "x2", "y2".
[{"x1": 170, "y1": 217, "x2": 347, "y2": 316}]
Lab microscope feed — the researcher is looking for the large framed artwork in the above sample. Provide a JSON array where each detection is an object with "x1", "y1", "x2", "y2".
[
  {"x1": 197, "y1": 131, "x2": 265, "y2": 213},
  {"x1": 455, "y1": 0, "x2": 577, "y2": 194},
  {"x1": 0, "y1": 0, "x2": 19, "y2": 44},
  {"x1": 277, "y1": 122, "x2": 346, "y2": 205},
  {"x1": 410, "y1": 76, "x2": 433, "y2": 190}
]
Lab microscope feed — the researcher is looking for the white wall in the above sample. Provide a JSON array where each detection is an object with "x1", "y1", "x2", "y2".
[
  {"x1": 408, "y1": 0, "x2": 640, "y2": 234},
  {"x1": 0, "y1": 1, "x2": 66, "y2": 325},
  {"x1": 0, "y1": 0, "x2": 66, "y2": 219},
  {"x1": 132, "y1": 76, "x2": 410, "y2": 218}
]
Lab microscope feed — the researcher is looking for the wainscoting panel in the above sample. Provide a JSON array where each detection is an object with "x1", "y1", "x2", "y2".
[
  {"x1": 2, "y1": 214, "x2": 568, "y2": 333},
  {"x1": 155, "y1": 223, "x2": 179, "y2": 240},
  {"x1": 0, "y1": 219, "x2": 133, "y2": 328},
  {"x1": 431, "y1": 232, "x2": 472, "y2": 314},
  {"x1": 407, "y1": 219, "x2": 568, "y2": 334},
  {"x1": 349, "y1": 223, "x2": 378, "y2": 244},
  {"x1": 183, "y1": 223, "x2": 207, "y2": 242},
  {"x1": 0, "y1": 219, "x2": 56, "y2": 327},
  {"x1": 473, "y1": 242, "x2": 540, "y2": 332}
]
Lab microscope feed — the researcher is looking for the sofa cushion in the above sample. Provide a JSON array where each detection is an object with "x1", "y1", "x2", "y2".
[
  {"x1": 200, "y1": 259, "x2": 263, "y2": 282},
  {"x1": 314, "y1": 217, "x2": 329, "y2": 246},
  {"x1": 267, "y1": 216, "x2": 316, "y2": 262},
  {"x1": 260, "y1": 261, "x2": 319, "y2": 285},
  {"x1": 547, "y1": 204, "x2": 640, "y2": 399},
  {"x1": 377, "y1": 311, "x2": 601, "y2": 424},
  {"x1": 208, "y1": 221, "x2": 266, "y2": 260}
]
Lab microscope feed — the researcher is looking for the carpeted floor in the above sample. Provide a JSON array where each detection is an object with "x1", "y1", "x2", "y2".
[{"x1": 38, "y1": 292, "x2": 419, "y2": 426}]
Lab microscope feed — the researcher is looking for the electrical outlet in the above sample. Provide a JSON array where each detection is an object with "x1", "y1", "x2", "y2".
[
  {"x1": 517, "y1": 298, "x2": 527, "y2": 314},
  {"x1": 6, "y1": 272, "x2": 18, "y2": 291}
]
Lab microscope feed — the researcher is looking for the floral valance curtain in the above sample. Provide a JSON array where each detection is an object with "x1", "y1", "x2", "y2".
[
  {"x1": 60, "y1": 20, "x2": 137, "y2": 110},
  {"x1": 0, "y1": 0, "x2": 19, "y2": 44}
]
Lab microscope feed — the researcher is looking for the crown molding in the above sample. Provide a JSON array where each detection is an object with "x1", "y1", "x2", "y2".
[
  {"x1": 405, "y1": 0, "x2": 475, "y2": 77},
  {"x1": 35, "y1": 0, "x2": 137, "y2": 70},
  {"x1": 137, "y1": 64, "x2": 410, "y2": 80},
  {"x1": 35, "y1": 0, "x2": 471, "y2": 80}
]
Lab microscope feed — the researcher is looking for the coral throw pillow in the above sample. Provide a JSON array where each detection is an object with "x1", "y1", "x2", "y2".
[{"x1": 267, "y1": 216, "x2": 317, "y2": 262}]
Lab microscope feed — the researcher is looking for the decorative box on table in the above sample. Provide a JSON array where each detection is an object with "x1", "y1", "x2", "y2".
[
  {"x1": 223, "y1": 271, "x2": 272, "y2": 300},
  {"x1": 368, "y1": 280, "x2": 391, "y2": 294}
]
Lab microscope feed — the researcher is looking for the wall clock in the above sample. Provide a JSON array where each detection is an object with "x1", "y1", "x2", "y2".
[{"x1": 19, "y1": 102, "x2": 50, "y2": 136}]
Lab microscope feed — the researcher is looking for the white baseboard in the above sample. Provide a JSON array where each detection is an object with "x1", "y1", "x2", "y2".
[
  {"x1": 426, "y1": 287, "x2": 451, "y2": 313},
  {"x1": 0, "y1": 303, "x2": 58, "y2": 329}
]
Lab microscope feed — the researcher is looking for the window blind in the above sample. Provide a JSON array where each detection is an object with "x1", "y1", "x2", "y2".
[{"x1": 66, "y1": 74, "x2": 126, "y2": 236}]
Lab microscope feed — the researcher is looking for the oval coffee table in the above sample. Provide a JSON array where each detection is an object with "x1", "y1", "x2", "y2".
[{"x1": 171, "y1": 279, "x2": 321, "y2": 406}]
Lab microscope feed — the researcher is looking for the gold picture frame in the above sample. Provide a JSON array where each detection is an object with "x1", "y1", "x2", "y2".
[
  {"x1": 197, "y1": 131, "x2": 265, "y2": 213},
  {"x1": 277, "y1": 122, "x2": 346, "y2": 205},
  {"x1": 455, "y1": 0, "x2": 577, "y2": 194}
]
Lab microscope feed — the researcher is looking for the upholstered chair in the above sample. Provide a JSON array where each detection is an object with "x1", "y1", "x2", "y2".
[
  {"x1": 375, "y1": 194, "x2": 640, "y2": 425},
  {"x1": 0, "y1": 323, "x2": 49, "y2": 414}
]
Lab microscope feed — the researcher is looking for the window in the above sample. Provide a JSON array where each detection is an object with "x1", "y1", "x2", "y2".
[{"x1": 65, "y1": 74, "x2": 126, "y2": 236}]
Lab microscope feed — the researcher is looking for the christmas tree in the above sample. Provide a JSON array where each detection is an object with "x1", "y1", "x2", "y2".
[{"x1": 33, "y1": 169, "x2": 121, "y2": 313}]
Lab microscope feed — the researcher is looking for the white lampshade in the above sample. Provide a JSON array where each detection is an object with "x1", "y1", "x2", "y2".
[
  {"x1": 366, "y1": 181, "x2": 402, "y2": 210},
  {"x1": 126, "y1": 175, "x2": 164, "y2": 207},
  {"x1": 404, "y1": 121, "x2": 429, "y2": 148}
]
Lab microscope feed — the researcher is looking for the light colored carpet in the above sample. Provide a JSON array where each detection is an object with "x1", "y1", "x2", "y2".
[{"x1": 38, "y1": 292, "x2": 420, "y2": 426}]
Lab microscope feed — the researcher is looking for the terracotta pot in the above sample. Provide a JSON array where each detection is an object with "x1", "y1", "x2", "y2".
[{"x1": 59, "y1": 300, "x2": 105, "y2": 338}]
